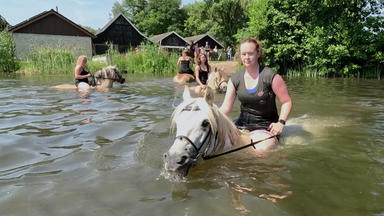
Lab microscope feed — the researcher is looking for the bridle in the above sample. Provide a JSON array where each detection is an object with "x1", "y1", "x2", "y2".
[
  {"x1": 175, "y1": 127, "x2": 214, "y2": 160},
  {"x1": 95, "y1": 75, "x2": 122, "y2": 82}
]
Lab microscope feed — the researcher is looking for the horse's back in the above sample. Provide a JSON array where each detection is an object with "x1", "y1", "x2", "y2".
[{"x1": 51, "y1": 84, "x2": 76, "y2": 89}]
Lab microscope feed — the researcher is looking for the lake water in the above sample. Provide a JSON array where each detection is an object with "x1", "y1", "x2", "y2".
[{"x1": 0, "y1": 73, "x2": 383, "y2": 216}]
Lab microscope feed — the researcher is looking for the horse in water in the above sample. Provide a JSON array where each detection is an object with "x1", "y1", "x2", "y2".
[
  {"x1": 53, "y1": 65, "x2": 125, "y2": 92},
  {"x1": 206, "y1": 67, "x2": 228, "y2": 93},
  {"x1": 163, "y1": 86, "x2": 276, "y2": 179}
]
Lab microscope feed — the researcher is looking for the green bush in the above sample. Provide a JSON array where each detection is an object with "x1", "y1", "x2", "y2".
[
  {"x1": 0, "y1": 30, "x2": 19, "y2": 72},
  {"x1": 28, "y1": 47, "x2": 74, "y2": 74},
  {"x1": 87, "y1": 60, "x2": 107, "y2": 73},
  {"x1": 107, "y1": 43, "x2": 179, "y2": 76}
]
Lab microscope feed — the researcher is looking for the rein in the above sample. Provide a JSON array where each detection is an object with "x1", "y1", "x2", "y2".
[
  {"x1": 203, "y1": 135, "x2": 276, "y2": 160},
  {"x1": 175, "y1": 126, "x2": 276, "y2": 161},
  {"x1": 95, "y1": 76, "x2": 120, "y2": 81}
]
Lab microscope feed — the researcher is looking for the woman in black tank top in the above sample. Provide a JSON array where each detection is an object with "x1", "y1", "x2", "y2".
[
  {"x1": 74, "y1": 55, "x2": 92, "y2": 92},
  {"x1": 194, "y1": 52, "x2": 211, "y2": 92},
  {"x1": 219, "y1": 38, "x2": 292, "y2": 153},
  {"x1": 173, "y1": 50, "x2": 195, "y2": 85}
]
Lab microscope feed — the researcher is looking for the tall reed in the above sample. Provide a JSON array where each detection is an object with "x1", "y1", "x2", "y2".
[
  {"x1": 27, "y1": 47, "x2": 74, "y2": 74},
  {"x1": 107, "y1": 43, "x2": 179, "y2": 76},
  {"x1": 0, "y1": 30, "x2": 19, "y2": 72}
]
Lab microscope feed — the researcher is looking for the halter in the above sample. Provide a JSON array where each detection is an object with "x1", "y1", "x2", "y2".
[
  {"x1": 175, "y1": 127, "x2": 213, "y2": 159},
  {"x1": 95, "y1": 75, "x2": 121, "y2": 82}
]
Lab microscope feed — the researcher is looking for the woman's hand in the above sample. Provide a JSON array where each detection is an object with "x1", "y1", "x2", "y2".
[{"x1": 268, "y1": 122, "x2": 284, "y2": 136}]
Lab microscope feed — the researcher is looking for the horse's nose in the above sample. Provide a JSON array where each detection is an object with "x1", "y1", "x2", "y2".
[{"x1": 163, "y1": 152, "x2": 168, "y2": 160}]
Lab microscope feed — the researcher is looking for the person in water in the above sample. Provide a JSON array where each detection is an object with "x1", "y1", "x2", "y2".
[
  {"x1": 74, "y1": 55, "x2": 92, "y2": 92},
  {"x1": 173, "y1": 49, "x2": 195, "y2": 85},
  {"x1": 194, "y1": 52, "x2": 212, "y2": 94},
  {"x1": 220, "y1": 37, "x2": 292, "y2": 153}
]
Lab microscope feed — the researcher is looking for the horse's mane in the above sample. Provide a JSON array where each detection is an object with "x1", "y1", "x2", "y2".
[
  {"x1": 94, "y1": 66, "x2": 119, "y2": 79},
  {"x1": 171, "y1": 98, "x2": 246, "y2": 152}
]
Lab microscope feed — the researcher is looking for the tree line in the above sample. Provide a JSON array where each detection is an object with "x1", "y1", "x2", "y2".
[{"x1": 112, "y1": 0, "x2": 384, "y2": 77}]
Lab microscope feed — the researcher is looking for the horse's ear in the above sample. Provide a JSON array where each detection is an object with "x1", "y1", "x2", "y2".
[
  {"x1": 183, "y1": 85, "x2": 192, "y2": 101},
  {"x1": 204, "y1": 87, "x2": 215, "y2": 106}
]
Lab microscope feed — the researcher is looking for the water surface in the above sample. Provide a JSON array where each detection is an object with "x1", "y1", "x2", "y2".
[{"x1": 0, "y1": 74, "x2": 383, "y2": 216}]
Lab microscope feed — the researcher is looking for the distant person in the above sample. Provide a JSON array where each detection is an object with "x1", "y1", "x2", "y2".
[
  {"x1": 213, "y1": 45, "x2": 218, "y2": 61},
  {"x1": 204, "y1": 41, "x2": 211, "y2": 60},
  {"x1": 74, "y1": 55, "x2": 92, "y2": 92},
  {"x1": 226, "y1": 46, "x2": 232, "y2": 61},
  {"x1": 173, "y1": 49, "x2": 195, "y2": 85},
  {"x1": 193, "y1": 43, "x2": 200, "y2": 64},
  {"x1": 194, "y1": 52, "x2": 212, "y2": 94}
]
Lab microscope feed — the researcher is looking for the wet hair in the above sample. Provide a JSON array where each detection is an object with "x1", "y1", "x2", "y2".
[
  {"x1": 238, "y1": 38, "x2": 263, "y2": 64},
  {"x1": 182, "y1": 49, "x2": 188, "y2": 56},
  {"x1": 76, "y1": 55, "x2": 87, "y2": 66}
]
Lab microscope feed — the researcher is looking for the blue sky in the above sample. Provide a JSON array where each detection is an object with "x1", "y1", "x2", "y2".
[{"x1": 0, "y1": 0, "x2": 199, "y2": 29}]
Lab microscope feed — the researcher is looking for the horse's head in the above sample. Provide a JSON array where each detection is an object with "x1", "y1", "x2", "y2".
[
  {"x1": 164, "y1": 86, "x2": 219, "y2": 179},
  {"x1": 94, "y1": 66, "x2": 125, "y2": 85},
  {"x1": 207, "y1": 67, "x2": 228, "y2": 93}
]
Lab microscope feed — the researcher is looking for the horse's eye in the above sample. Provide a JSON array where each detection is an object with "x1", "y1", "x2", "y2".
[{"x1": 201, "y1": 120, "x2": 209, "y2": 128}]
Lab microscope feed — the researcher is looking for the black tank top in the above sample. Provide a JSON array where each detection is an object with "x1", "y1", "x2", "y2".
[
  {"x1": 75, "y1": 68, "x2": 89, "y2": 85},
  {"x1": 231, "y1": 67, "x2": 278, "y2": 129},
  {"x1": 198, "y1": 66, "x2": 209, "y2": 85},
  {"x1": 179, "y1": 60, "x2": 193, "y2": 75}
]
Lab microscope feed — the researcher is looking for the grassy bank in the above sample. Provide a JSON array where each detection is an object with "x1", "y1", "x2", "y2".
[
  {"x1": 106, "y1": 44, "x2": 178, "y2": 76},
  {"x1": 15, "y1": 44, "x2": 179, "y2": 76}
]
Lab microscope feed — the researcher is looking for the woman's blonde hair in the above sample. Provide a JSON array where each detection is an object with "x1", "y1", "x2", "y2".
[
  {"x1": 238, "y1": 38, "x2": 263, "y2": 64},
  {"x1": 76, "y1": 55, "x2": 87, "y2": 66}
]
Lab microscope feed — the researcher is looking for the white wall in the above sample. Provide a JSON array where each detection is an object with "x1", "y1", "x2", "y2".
[{"x1": 13, "y1": 33, "x2": 92, "y2": 60}]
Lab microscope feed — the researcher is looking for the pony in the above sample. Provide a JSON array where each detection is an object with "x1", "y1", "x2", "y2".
[
  {"x1": 52, "y1": 65, "x2": 125, "y2": 91},
  {"x1": 163, "y1": 86, "x2": 276, "y2": 179},
  {"x1": 206, "y1": 67, "x2": 228, "y2": 93}
]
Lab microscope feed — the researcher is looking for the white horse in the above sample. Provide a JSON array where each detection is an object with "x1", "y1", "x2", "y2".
[
  {"x1": 163, "y1": 86, "x2": 276, "y2": 178},
  {"x1": 53, "y1": 65, "x2": 125, "y2": 92},
  {"x1": 206, "y1": 67, "x2": 228, "y2": 93}
]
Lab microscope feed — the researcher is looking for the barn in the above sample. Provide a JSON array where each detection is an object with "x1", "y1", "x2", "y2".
[
  {"x1": 185, "y1": 34, "x2": 224, "y2": 49},
  {"x1": 8, "y1": 9, "x2": 95, "y2": 60},
  {"x1": 93, "y1": 13, "x2": 149, "y2": 55},
  {"x1": 150, "y1": 31, "x2": 189, "y2": 49}
]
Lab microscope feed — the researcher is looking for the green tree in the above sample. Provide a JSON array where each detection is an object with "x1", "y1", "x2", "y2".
[
  {"x1": 0, "y1": 15, "x2": 9, "y2": 31},
  {"x1": 112, "y1": 0, "x2": 186, "y2": 36},
  {"x1": 239, "y1": 0, "x2": 384, "y2": 77},
  {"x1": 209, "y1": 0, "x2": 249, "y2": 47},
  {"x1": 183, "y1": 1, "x2": 214, "y2": 36},
  {"x1": 235, "y1": 0, "x2": 268, "y2": 40},
  {"x1": 139, "y1": 0, "x2": 186, "y2": 36},
  {"x1": 184, "y1": 0, "x2": 248, "y2": 47},
  {"x1": 111, "y1": 0, "x2": 147, "y2": 22}
]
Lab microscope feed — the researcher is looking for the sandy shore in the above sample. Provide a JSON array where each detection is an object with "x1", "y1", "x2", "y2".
[{"x1": 210, "y1": 61, "x2": 239, "y2": 76}]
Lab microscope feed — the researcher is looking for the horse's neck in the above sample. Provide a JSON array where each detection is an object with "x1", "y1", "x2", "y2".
[
  {"x1": 212, "y1": 110, "x2": 252, "y2": 152},
  {"x1": 97, "y1": 80, "x2": 113, "y2": 89}
]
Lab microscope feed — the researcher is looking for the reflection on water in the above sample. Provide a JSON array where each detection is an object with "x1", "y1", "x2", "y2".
[{"x1": 0, "y1": 74, "x2": 384, "y2": 216}]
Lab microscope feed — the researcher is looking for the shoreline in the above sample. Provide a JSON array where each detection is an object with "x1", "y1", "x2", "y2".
[{"x1": 210, "y1": 61, "x2": 239, "y2": 76}]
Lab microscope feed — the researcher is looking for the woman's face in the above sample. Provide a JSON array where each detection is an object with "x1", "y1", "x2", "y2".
[
  {"x1": 240, "y1": 42, "x2": 259, "y2": 67},
  {"x1": 199, "y1": 54, "x2": 206, "y2": 63}
]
